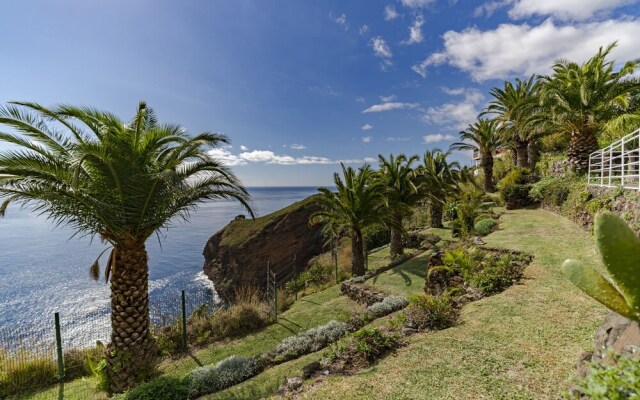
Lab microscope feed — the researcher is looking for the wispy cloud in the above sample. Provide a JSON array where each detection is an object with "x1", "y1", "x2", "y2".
[
  {"x1": 380, "y1": 94, "x2": 397, "y2": 102},
  {"x1": 361, "y1": 136, "x2": 372, "y2": 143},
  {"x1": 240, "y1": 145, "x2": 249, "y2": 151},
  {"x1": 309, "y1": 85, "x2": 339, "y2": 96},
  {"x1": 355, "y1": 96, "x2": 365, "y2": 103},
  {"x1": 423, "y1": 89, "x2": 485, "y2": 129},
  {"x1": 370, "y1": 36, "x2": 393, "y2": 58},
  {"x1": 359, "y1": 25, "x2": 370, "y2": 35},
  {"x1": 441, "y1": 87, "x2": 466, "y2": 95},
  {"x1": 363, "y1": 102, "x2": 419, "y2": 113},
  {"x1": 401, "y1": 0, "x2": 436, "y2": 8},
  {"x1": 384, "y1": 4, "x2": 400, "y2": 20},
  {"x1": 286, "y1": 144, "x2": 307, "y2": 150},
  {"x1": 361, "y1": 124, "x2": 373, "y2": 130},
  {"x1": 330, "y1": 12, "x2": 349, "y2": 30},
  {"x1": 386, "y1": 136, "x2": 411, "y2": 142},
  {"x1": 208, "y1": 148, "x2": 376, "y2": 166},
  {"x1": 403, "y1": 14, "x2": 425, "y2": 44},
  {"x1": 423, "y1": 133, "x2": 456, "y2": 144}
]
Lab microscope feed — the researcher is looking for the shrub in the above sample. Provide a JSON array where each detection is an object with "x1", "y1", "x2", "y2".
[
  {"x1": 529, "y1": 176, "x2": 580, "y2": 208},
  {"x1": 63, "y1": 345, "x2": 104, "y2": 380},
  {"x1": 404, "y1": 294, "x2": 458, "y2": 331},
  {"x1": 366, "y1": 295, "x2": 409, "y2": 318},
  {"x1": 568, "y1": 350, "x2": 640, "y2": 399},
  {"x1": 115, "y1": 375, "x2": 189, "y2": 400},
  {"x1": 272, "y1": 320, "x2": 349, "y2": 362},
  {"x1": 186, "y1": 356, "x2": 259, "y2": 399},
  {"x1": 474, "y1": 218, "x2": 497, "y2": 236},
  {"x1": 0, "y1": 352, "x2": 57, "y2": 397},
  {"x1": 498, "y1": 167, "x2": 532, "y2": 188},
  {"x1": 364, "y1": 225, "x2": 391, "y2": 250},
  {"x1": 465, "y1": 254, "x2": 523, "y2": 295},
  {"x1": 327, "y1": 327, "x2": 401, "y2": 373},
  {"x1": 500, "y1": 183, "x2": 533, "y2": 210}
]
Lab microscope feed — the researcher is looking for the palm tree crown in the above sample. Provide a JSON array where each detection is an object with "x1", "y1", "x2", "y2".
[
  {"x1": 419, "y1": 149, "x2": 463, "y2": 228},
  {"x1": 451, "y1": 118, "x2": 501, "y2": 193},
  {"x1": 377, "y1": 153, "x2": 420, "y2": 258},
  {"x1": 311, "y1": 164, "x2": 384, "y2": 276}
]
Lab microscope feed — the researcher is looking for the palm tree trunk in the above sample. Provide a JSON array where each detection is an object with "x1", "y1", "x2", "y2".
[
  {"x1": 430, "y1": 202, "x2": 444, "y2": 228},
  {"x1": 106, "y1": 244, "x2": 158, "y2": 393},
  {"x1": 389, "y1": 212, "x2": 404, "y2": 259},
  {"x1": 568, "y1": 130, "x2": 598, "y2": 174},
  {"x1": 527, "y1": 140, "x2": 539, "y2": 169},
  {"x1": 510, "y1": 148, "x2": 517, "y2": 165},
  {"x1": 482, "y1": 154, "x2": 495, "y2": 193},
  {"x1": 351, "y1": 229, "x2": 366, "y2": 276},
  {"x1": 515, "y1": 139, "x2": 529, "y2": 169}
]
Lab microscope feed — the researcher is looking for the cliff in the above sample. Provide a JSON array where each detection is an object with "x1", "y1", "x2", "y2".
[{"x1": 203, "y1": 194, "x2": 325, "y2": 302}]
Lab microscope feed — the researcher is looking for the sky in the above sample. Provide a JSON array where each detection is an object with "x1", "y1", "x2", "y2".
[{"x1": 1, "y1": 0, "x2": 639, "y2": 186}]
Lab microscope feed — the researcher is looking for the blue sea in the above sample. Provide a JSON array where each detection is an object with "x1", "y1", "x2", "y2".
[{"x1": 0, "y1": 187, "x2": 318, "y2": 347}]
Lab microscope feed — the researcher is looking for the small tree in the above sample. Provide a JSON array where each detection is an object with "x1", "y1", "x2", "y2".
[{"x1": 451, "y1": 119, "x2": 501, "y2": 193}]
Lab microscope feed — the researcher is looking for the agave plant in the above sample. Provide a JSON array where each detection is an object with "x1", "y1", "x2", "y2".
[{"x1": 562, "y1": 212, "x2": 640, "y2": 322}]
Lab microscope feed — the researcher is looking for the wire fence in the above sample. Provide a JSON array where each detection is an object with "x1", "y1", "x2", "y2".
[{"x1": 0, "y1": 257, "x2": 301, "y2": 399}]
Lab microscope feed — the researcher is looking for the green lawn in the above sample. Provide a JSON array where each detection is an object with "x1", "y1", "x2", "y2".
[
  {"x1": 290, "y1": 208, "x2": 607, "y2": 399},
  {"x1": 368, "y1": 252, "x2": 431, "y2": 297}
]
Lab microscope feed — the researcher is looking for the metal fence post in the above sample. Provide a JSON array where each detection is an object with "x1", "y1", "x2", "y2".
[
  {"x1": 274, "y1": 272, "x2": 278, "y2": 323},
  {"x1": 54, "y1": 312, "x2": 64, "y2": 382},
  {"x1": 181, "y1": 290, "x2": 188, "y2": 351}
]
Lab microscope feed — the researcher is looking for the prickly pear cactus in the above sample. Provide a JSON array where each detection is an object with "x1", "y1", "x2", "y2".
[{"x1": 562, "y1": 211, "x2": 640, "y2": 322}]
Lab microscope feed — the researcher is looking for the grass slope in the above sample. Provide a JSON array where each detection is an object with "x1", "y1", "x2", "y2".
[{"x1": 290, "y1": 208, "x2": 607, "y2": 399}]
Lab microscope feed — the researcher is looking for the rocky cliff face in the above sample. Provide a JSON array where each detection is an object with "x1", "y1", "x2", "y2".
[{"x1": 203, "y1": 195, "x2": 324, "y2": 302}]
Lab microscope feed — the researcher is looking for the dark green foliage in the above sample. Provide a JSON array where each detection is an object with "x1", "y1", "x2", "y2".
[
  {"x1": 404, "y1": 293, "x2": 458, "y2": 330},
  {"x1": 63, "y1": 345, "x2": 105, "y2": 380},
  {"x1": 474, "y1": 218, "x2": 497, "y2": 236},
  {"x1": 529, "y1": 176, "x2": 573, "y2": 207},
  {"x1": 500, "y1": 184, "x2": 534, "y2": 209},
  {"x1": 569, "y1": 350, "x2": 640, "y2": 399},
  {"x1": 326, "y1": 327, "x2": 401, "y2": 372},
  {"x1": 115, "y1": 376, "x2": 189, "y2": 400},
  {"x1": 449, "y1": 190, "x2": 485, "y2": 238},
  {"x1": 286, "y1": 263, "x2": 337, "y2": 295},
  {"x1": 363, "y1": 225, "x2": 392, "y2": 250},
  {"x1": 466, "y1": 254, "x2": 524, "y2": 295}
]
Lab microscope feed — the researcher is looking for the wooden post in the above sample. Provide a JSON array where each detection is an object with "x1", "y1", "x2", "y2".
[{"x1": 54, "y1": 313, "x2": 64, "y2": 382}]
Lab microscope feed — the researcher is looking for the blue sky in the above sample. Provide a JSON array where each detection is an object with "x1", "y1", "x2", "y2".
[{"x1": 1, "y1": 0, "x2": 639, "y2": 186}]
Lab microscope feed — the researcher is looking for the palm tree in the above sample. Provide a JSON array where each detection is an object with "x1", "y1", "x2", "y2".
[
  {"x1": 311, "y1": 164, "x2": 384, "y2": 277},
  {"x1": 485, "y1": 75, "x2": 540, "y2": 169},
  {"x1": 377, "y1": 153, "x2": 420, "y2": 259},
  {"x1": 0, "y1": 101, "x2": 252, "y2": 392},
  {"x1": 418, "y1": 149, "x2": 462, "y2": 228},
  {"x1": 451, "y1": 119, "x2": 502, "y2": 193},
  {"x1": 538, "y1": 43, "x2": 640, "y2": 173}
]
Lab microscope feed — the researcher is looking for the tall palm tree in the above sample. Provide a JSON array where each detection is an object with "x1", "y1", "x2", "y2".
[
  {"x1": 538, "y1": 43, "x2": 640, "y2": 172},
  {"x1": 418, "y1": 149, "x2": 462, "y2": 228},
  {"x1": 311, "y1": 164, "x2": 384, "y2": 277},
  {"x1": 377, "y1": 153, "x2": 420, "y2": 259},
  {"x1": 0, "y1": 102, "x2": 252, "y2": 392},
  {"x1": 451, "y1": 119, "x2": 502, "y2": 193},
  {"x1": 485, "y1": 75, "x2": 540, "y2": 169}
]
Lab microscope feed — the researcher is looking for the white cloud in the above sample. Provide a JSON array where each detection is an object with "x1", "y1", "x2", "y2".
[
  {"x1": 380, "y1": 94, "x2": 397, "y2": 102},
  {"x1": 509, "y1": 0, "x2": 637, "y2": 21},
  {"x1": 361, "y1": 124, "x2": 374, "y2": 130},
  {"x1": 207, "y1": 148, "x2": 247, "y2": 166},
  {"x1": 370, "y1": 36, "x2": 393, "y2": 58},
  {"x1": 423, "y1": 89, "x2": 485, "y2": 129},
  {"x1": 403, "y1": 14, "x2": 425, "y2": 44},
  {"x1": 423, "y1": 134, "x2": 456, "y2": 144},
  {"x1": 363, "y1": 102, "x2": 419, "y2": 113},
  {"x1": 240, "y1": 145, "x2": 248, "y2": 151},
  {"x1": 401, "y1": 0, "x2": 435, "y2": 8},
  {"x1": 361, "y1": 136, "x2": 372, "y2": 143},
  {"x1": 419, "y1": 18, "x2": 640, "y2": 81},
  {"x1": 330, "y1": 12, "x2": 349, "y2": 30},
  {"x1": 441, "y1": 87, "x2": 466, "y2": 95},
  {"x1": 474, "y1": 1, "x2": 511, "y2": 17},
  {"x1": 355, "y1": 96, "x2": 365, "y2": 103},
  {"x1": 364, "y1": 157, "x2": 378, "y2": 163},
  {"x1": 386, "y1": 137, "x2": 411, "y2": 142},
  {"x1": 384, "y1": 4, "x2": 400, "y2": 20},
  {"x1": 288, "y1": 144, "x2": 307, "y2": 150},
  {"x1": 359, "y1": 25, "x2": 370, "y2": 35}
]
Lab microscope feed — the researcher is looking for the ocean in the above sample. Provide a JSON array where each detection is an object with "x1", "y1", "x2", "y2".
[{"x1": 0, "y1": 187, "x2": 318, "y2": 347}]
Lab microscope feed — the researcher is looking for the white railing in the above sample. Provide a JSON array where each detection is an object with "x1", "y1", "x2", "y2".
[{"x1": 588, "y1": 128, "x2": 640, "y2": 190}]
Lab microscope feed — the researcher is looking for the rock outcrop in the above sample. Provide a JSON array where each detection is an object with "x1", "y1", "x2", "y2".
[{"x1": 203, "y1": 195, "x2": 324, "y2": 302}]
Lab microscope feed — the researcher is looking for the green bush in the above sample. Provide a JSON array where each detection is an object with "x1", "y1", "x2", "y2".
[
  {"x1": 404, "y1": 294, "x2": 458, "y2": 331},
  {"x1": 327, "y1": 327, "x2": 401, "y2": 365},
  {"x1": 364, "y1": 225, "x2": 391, "y2": 250},
  {"x1": 498, "y1": 167, "x2": 532, "y2": 188},
  {"x1": 530, "y1": 176, "x2": 581, "y2": 208},
  {"x1": 115, "y1": 375, "x2": 189, "y2": 400},
  {"x1": 500, "y1": 183, "x2": 533, "y2": 209},
  {"x1": 568, "y1": 350, "x2": 640, "y2": 399},
  {"x1": 465, "y1": 254, "x2": 524, "y2": 295},
  {"x1": 474, "y1": 218, "x2": 497, "y2": 236},
  {"x1": 186, "y1": 356, "x2": 259, "y2": 399}
]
